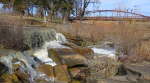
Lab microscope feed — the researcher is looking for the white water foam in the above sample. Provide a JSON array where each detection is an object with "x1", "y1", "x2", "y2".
[
  {"x1": 92, "y1": 47, "x2": 116, "y2": 59},
  {"x1": 33, "y1": 32, "x2": 69, "y2": 67},
  {"x1": 34, "y1": 48, "x2": 56, "y2": 66},
  {"x1": 55, "y1": 33, "x2": 67, "y2": 43}
]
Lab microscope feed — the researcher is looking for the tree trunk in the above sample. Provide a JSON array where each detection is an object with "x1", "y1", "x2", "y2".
[{"x1": 62, "y1": 9, "x2": 70, "y2": 24}]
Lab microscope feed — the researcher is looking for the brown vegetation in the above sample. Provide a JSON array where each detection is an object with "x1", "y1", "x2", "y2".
[
  {"x1": 55, "y1": 21, "x2": 150, "y2": 62},
  {"x1": 0, "y1": 16, "x2": 24, "y2": 50},
  {"x1": 127, "y1": 40, "x2": 150, "y2": 62}
]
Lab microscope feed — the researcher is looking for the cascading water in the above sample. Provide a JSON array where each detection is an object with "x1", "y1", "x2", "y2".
[
  {"x1": 0, "y1": 28, "x2": 69, "y2": 82},
  {"x1": 0, "y1": 51, "x2": 37, "y2": 82},
  {"x1": 89, "y1": 41, "x2": 117, "y2": 59},
  {"x1": 28, "y1": 28, "x2": 69, "y2": 67},
  {"x1": 24, "y1": 28, "x2": 57, "y2": 48},
  {"x1": 55, "y1": 33, "x2": 67, "y2": 43}
]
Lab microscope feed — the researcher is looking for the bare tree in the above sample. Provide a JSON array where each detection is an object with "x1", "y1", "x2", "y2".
[{"x1": 73, "y1": 0, "x2": 90, "y2": 18}]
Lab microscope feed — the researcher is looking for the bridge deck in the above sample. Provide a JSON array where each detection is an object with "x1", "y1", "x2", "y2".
[{"x1": 70, "y1": 17, "x2": 150, "y2": 22}]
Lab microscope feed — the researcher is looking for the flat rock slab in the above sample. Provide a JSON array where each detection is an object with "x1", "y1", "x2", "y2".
[
  {"x1": 124, "y1": 62, "x2": 150, "y2": 83},
  {"x1": 48, "y1": 48, "x2": 88, "y2": 67},
  {"x1": 124, "y1": 62, "x2": 150, "y2": 81}
]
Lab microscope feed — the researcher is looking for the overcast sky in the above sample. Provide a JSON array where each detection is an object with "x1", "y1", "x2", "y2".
[{"x1": 88, "y1": 0, "x2": 150, "y2": 16}]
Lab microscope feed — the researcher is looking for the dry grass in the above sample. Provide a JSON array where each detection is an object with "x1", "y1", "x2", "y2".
[
  {"x1": 127, "y1": 41, "x2": 150, "y2": 62},
  {"x1": 55, "y1": 23, "x2": 106, "y2": 44},
  {"x1": 106, "y1": 23, "x2": 150, "y2": 62},
  {"x1": 0, "y1": 16, "x2": 24, "y2": 50},
  {"x1": 106, "y1": 24, "x2": 145, "y2": 55},
  {"x1": 55, "y1": 21, "x2": 150, "y2": 62}
]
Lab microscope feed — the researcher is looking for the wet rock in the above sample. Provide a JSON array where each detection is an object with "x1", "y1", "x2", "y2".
[
  {"x1": 0, "y1": 62, "x2": 9, "y2": 77},
  {"x1": 0, "y1": 49, "x2": 17, "y2": 73},
  {"x1": 0, "y1": 73, "x2": 20, "y2": 83},
  {"x1": 37, "y1": 64, "x2": 54, "y2": 78},
  {"x1": 0, "y1": 49, "x2": 38, "y2": 82},
  {"x1": 37, "y1": 64, "x2": 73, "y2": 83},
  {"x1": 15, "y1": 71, "x2": 30, "y2": 83}
]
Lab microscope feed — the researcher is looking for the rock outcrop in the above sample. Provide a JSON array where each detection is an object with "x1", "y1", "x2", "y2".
[
  {"x1": 97, "y1": 61, "x2": 150, "y2": 83},
  {"x1": 0, "y1": 46, "x2": 93, "y2": 83}
]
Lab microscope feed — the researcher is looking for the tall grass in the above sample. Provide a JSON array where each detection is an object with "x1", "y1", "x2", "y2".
[
  {"x1": 107, "y1": 24, "x2": 145, "y2": 55},
  {"x1": 55, "y1": 22, "x2": 150, "y2": 62},
  {"x1": 0, "y1": 16, "x2": 24, "y2": 50},
  {"x1": 127, "y1": 40, "x2": 150, "y2": 62},
  {"x1": 55, "y1": 23, "x2": 105, "y2": 43}
]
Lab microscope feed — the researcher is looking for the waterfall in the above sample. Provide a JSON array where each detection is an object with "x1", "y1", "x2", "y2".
[
  {"x1": 24, "y1": 28, "x2": 57, "y2": 48},
  {"x1": 24, "y1": 28, "x2": 69, "y2": 66},
  {"x1": 55, "y1": 33, "x2": 67, "y2": 43},
  {"x1": 0, "y1": 51, "x2": 36, "y2": 81},
  {"x1": 0, "y1": 28, "x2": 70, "y2": 82},
  {"x1": 32, "y1": 29, "x2": 69, "y2": 67}
]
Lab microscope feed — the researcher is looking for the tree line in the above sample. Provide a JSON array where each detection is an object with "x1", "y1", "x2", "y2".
[{"x1": 0, "y1": 0, "x2": 99, "y2": 22}]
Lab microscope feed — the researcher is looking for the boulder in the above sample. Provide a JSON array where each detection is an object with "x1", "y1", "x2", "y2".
[
  {"x1": 69, "y1": 68, "x2": 81, "y2": 78},
  {"x1": 37, "y1": 64, "x2": 71, "y2": 83},
  {"x1": 73, "y1": 47, "x2": 94, "y2": 57},
  {"x1": 69, "y1": 67, "x2": 89, "y2": 81},
  {"x1": 54, "y1": 65, "x2": 71, "y2": 83},
  {"x1": 0, "y1": 62, "x2": 9, "y2": 77},
  {"x1": 48, "y1": 48, "x2": 88, "y2": 67},
  {"x1": 0, "y1": 73, "x2": 20, "y2": 83},
  {"x1": 37, "y1": 64, "x2": 54, "y2": 78},
  {"x1": 96, "y1": 61, "x2": 150, "y2": 83},
  {"x1": 14, "y1": 71, "x2": 30, "y2": 83},
  {"x1": 87, "y1": 56, "x2": 119, "y2": 79},
  {"x1": 63, "y1": 43, "x2": 94, "y2": 57},
  {"x1": 123, "y1": 62, "x2": 150, "y2": 82}
]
